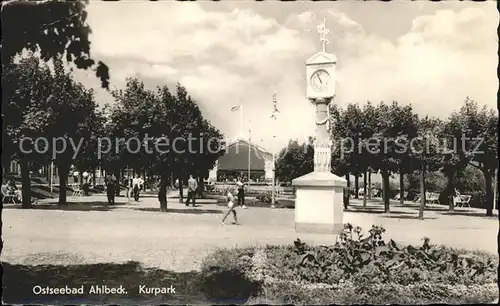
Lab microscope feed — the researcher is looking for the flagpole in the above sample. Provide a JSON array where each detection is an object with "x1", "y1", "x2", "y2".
[
  {"x1": 271, "y1": 91, "x2": 277, "y2": 208},
  {"x1": 240, "y1": 103, "x2": 243, "y2": 139},
  {"x1": 248, "y1": 120, "x2": 251, "y2": 186}
]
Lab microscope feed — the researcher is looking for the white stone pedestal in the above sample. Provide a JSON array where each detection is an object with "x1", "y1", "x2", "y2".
[{"x1": 292, "y1": 171, "x2": 346, "y2": 234}]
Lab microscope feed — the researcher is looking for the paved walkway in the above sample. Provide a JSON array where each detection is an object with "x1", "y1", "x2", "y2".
[{"x1": 2, "y1": 193, "x2": 498, "y2": 272}]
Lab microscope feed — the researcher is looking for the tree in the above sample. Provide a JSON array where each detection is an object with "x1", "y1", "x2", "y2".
[
  {"x1": 412, "y1": 116, "x2": 443, "y2": 219},
  {"x1": 107, "y1": 79, "x2": 224, "y2": 211},
  {"x1": 392, "y1": 105, "x2": 419, "y2": 205},
  {"x1": 439, "y1": 112, "x2": 471, "y2": 211},
  {"x1": 3, "y1": 0, "x2": 109, "y2": 209},
  {"x1": 2, "y1": 0, "x2": 109, "y2": 88},
  {"x1": 275, "y1": 139, "x2": 314, "y2": 183},
  {"x1": 330, "y1": 102, "x2": 382, "y2": 208},
  {"x1": 2, "y1": 56, "x2": 54, "y2": 208},
  {"x1": 457, "y1": 97, "x2": 498, "y2": 216},
  {"x1": 359, "y1": 102, "x2": 380, "y2": 207},
  {"x1": 333, "y1": 104, "x2": 365, "y2": 198},
  {"x1": 23, "y1": 59, "x2": 103, "y2": 205},
  {"x1": 368, "y1": 102, "x2": 412, "y2": 213}
]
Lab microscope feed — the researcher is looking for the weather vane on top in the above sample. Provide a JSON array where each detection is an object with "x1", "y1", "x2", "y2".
[{"x1": 316, "y1": 17, "x2": 330, "y2": 53}]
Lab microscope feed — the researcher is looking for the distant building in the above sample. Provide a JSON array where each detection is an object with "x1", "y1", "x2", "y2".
[{"x1": 210, "y1": 138, "x2": 273, "y2": 182}]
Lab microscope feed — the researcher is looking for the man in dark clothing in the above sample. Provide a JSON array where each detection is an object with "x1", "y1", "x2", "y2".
[
  {"x1": 105, "y1": 174, "x2": 116, "y2": 205},
  {"x1": 236, "y1": 177, "x2": 247, "y2": 209},
  {"x1": 185, "y1": 175, "x2": 198, "y2": 207}
]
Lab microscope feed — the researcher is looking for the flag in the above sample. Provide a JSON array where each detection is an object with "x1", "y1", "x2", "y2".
[
  {"x1": 231, "y1": 104, "x2": 241, "y2": 111},
  {"x1": 270, "y1": 92, "x2": 279, "y2": 119}
]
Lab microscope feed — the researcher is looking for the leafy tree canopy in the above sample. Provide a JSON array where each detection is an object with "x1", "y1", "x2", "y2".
[{"x1": 2, "y1": 0, "x2": 109, "y2": 88}]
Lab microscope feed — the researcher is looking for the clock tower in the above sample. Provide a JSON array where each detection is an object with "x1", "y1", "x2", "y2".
[{"x1": 292, "y1": 18, "x2": 347, "y2": 236}]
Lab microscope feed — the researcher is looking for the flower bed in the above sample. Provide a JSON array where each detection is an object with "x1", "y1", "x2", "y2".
[{"x1": 199, "y1": 224, "x2": 498, "y2": 304}]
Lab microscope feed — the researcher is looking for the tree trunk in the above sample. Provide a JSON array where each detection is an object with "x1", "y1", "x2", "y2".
[
  {"x1": 198, "y1": 176, "x2": 205, "y2": 199},
  {"x1": 494, "y1": 168, "x2": 498, "y2": 214},
  {"x1": 58, "y1": 163, "x2": 70, "y2": 205},
  {"x1": 363, "y1": 170, "x2": 367, "y2": 208},
  {"x1": 114, "y1": 170, "x2": 121, "y2": 196},
  {"x1": 399, "y1": 170, "x2": 405, "y2": 205},
  {"x1": 159, "y1": 174, "x2": 168, "y2": 212},
  {"x1": 45, "y1": 163, "x2": 50, "y2": 182},
  {"x1": 354, "y1": 174, "x2": 359, "y2": 199},
  {"x1": 20, "y1": 157, "x2": 32, "y2": 208},
  {"x1": 368, "y1": 170, "x2": 372, "y2": 200},
  {"x1": 419, "y1": 164, "x2": 426, "y2": 220},
  {"x1": 92, "y1": 167, "x2": 96, "y2": 186},
  {"x1": 444, "y1": 171, "x2": 455, "y2": 211},
  {"x1": 381, "y1": 170, "x2": 390, "y2": 213},
  {"x1": 344, "y1": 173, "x2": 350, "y2": 208},
  {"x1": 178, "y1": 176, "x2": 184, "y2": 203},
  {"x1": 484, "y1": 169, "x2": 494, "y2": 217}
]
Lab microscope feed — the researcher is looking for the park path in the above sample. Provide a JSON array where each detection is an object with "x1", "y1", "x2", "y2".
[{"x1": 2, "y1": 194, "x2": 498, "y2": 272}]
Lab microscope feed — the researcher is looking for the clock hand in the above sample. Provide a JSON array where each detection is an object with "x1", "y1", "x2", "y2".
[{"x1": 318, "y1": 75, "x2": 323, "y2": 84}]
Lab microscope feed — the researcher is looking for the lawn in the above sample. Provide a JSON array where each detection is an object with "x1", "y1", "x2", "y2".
[{"x1": 2, "y1": 193, "x2": 498, "y2": 304}]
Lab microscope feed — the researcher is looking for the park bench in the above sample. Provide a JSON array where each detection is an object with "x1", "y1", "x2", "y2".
[
  {"x1": 454, "y1": 195, "x2": 472, "y2": 208},
  {"x1": 426, "y1": 192, "x2": 440, "y2": 204},
  {"x1": 71, "y1": 184, "x2": 83, "y2": 197},
  {"x1": 2, "y1": 186, "x2": 19, "y2": 204}
]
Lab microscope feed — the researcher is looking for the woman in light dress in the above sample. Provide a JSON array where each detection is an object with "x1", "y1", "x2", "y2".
[{"x1": 221, "y1": 187, "x2": 239, "y2": 225}]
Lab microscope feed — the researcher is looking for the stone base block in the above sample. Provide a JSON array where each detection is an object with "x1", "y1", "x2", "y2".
[{"x1": 292, "y1": 171, "x2": 346, "y2": 235}]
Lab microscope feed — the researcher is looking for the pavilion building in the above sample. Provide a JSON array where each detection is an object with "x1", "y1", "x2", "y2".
[{"x1": 209, "y1": 138, "x2": 273, "y2": 183}]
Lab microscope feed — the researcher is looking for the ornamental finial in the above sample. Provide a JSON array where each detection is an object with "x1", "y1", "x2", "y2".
[{"x1": 316, "y1": 17, "x2": 330, "y2": 53}]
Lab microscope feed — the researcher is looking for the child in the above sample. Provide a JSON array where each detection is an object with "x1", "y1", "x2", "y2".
[{"x1": 221, "y1": 187, "x2": 238, "y2": 225}]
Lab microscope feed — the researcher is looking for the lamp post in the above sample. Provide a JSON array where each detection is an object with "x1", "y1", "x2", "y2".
[
  {"x1": 270, "y1": 91, "x2": 279, "y2": 208},
  {"x1": 50, "y1": 161, "x2": 54, "y2": 193},
  {"x1": 271, "y1": 135, "x2": 276, "y2": 208}
]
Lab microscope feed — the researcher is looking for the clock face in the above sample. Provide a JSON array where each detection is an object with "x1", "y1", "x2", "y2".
[{"x1": 310, "y1": 69, "x2": 330, "y2": 92}]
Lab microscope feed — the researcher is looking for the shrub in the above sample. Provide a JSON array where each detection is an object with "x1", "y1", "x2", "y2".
[
  {"x1": 470, "y1": 190, "x2": 487, "y2": 208},
  {"x1": 198, "y1": 247, "x2": 261, "y2": 303}
]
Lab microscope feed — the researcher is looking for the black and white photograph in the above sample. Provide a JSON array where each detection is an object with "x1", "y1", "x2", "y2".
[{"x1": 1, "y1": 0, "x2": 499, "y2": 304}]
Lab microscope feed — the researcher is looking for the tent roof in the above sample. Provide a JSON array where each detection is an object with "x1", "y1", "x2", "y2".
[{"x1": 217, "y1": 138, "x2": 272, "y2": 171}]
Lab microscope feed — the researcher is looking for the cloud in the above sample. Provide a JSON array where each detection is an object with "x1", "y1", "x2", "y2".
[
  {"x1": 332, "y1": 6, "x2": 498, "y2": 118},
  {"x1": 75, "y1": 2, "x2": 497, "y2": 151}
]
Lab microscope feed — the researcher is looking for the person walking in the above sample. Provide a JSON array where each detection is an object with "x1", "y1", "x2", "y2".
[
  {"x1": 236, "y1": 177, "x2": 247, "y2": 209},
  {"x1": 82, "y1": 171, "x2": 90, "y2": 196},
  {"x1": 132, "y1": 175, "x2": 143, "y2": 201},
  {"x1": 105, "y1": 174, "x2": 116, "y2": 205},
  {"x1": 185, "y1": 175, "x2": 198, "y2": 207},
  {"x1": 126, "y1": 176, "x2": 133, "y2": 201},
  {"x1": 221, "y1": 187, "x2": 238, "y2": 225}
]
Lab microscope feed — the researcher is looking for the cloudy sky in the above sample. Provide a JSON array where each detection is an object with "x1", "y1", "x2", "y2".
[{"x1": 74, "y1": 1, "x2": 498, "y2": 151}]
